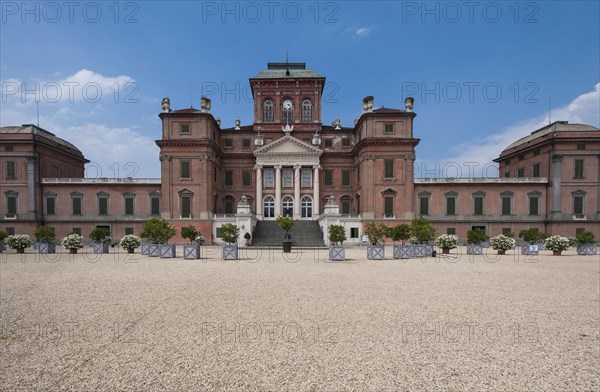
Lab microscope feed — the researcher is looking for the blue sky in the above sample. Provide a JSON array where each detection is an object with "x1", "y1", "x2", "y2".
[{"x1": 1, "y1": 1, "x2": 599, "y2": 178}]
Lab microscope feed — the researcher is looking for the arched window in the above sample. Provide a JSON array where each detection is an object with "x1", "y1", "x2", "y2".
[
  {"x1": 301, "y1": 100, "x2": 312, "y2": 122},
  {"x1": 301, "y1": 196, "x2": 312, "y2": 218},
  {"x1": 282, "y1": 196, "x2": 294, "y2": 217},
  {"x1": 282, "y1": 99, "x2": 294, "y2": 125},
  {"x1": 263, "y1": 196, "x2": 275, "y2": 218},
  {"x1": 263, "y1": 100, "x2": 274, "y2": 123}
]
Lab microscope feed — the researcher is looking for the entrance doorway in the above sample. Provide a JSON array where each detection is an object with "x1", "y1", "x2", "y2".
[
  {"x1": 301, "y1": 196, "x2": 312, "y2": 218},
  {"x1": 263, "y1": 196, "x2": 275, "y2": 219},
  {"x1": 282, "y1": 196, "x2": 294, "y2": 217}
]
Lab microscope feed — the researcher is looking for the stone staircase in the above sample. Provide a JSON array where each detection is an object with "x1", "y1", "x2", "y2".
[{"x1": 251, "y1": 220, "x2": 326, "y2": 248}]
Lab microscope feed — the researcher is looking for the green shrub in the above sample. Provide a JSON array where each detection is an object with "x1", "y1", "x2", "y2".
[
  {"x1": 34, "y1": 226, "x2": 56, "y2": 243},
  {"x1": 518, "y1": 228, "x2": 542, "y2": 244},
  {"x1": 89, "y1": 227, "x2": 111, "y2": 243},
  {"x1": 6, "y1": 234, "x2": 32, "y2": 249},
  {"x1": 364, "y1": 222, "x2": 388, "y2": 245},
  {"x1": 328, "y1": 224, "x2": 346, "y2": 245},
  {"x1": 0, "y1": 230, "x2": 7, "y2": 241},
  {"x1": 61, "y1": 234, "x2": 84, "y2": 249},
  {"x1": 120, "y1": 235, "x2": 142, "y2": 251},
  {"x1": 467, "y1": 228, "x2": 488, "y2": 244},
  {"x1": 410, "y1": 218, "x2": 435, "y2": 244},
  {"x1": 181, "y1": 225, "x2": 199, "y2": 244},
  {"x1": 140, "y1": 218, "x2": 176, "y2": 244},
  {"x1": 391, "y1": 224, "x2": 411, "y2": 244},
  {"x1": 576, "y1": 231, "x2": 595, "y2": 245},
  {"x1": 220, "y1": 223, "x2": 239, "y2": 244},
  {"x1": 276, "y1": 216, "x2": 295, "y2": 240}
]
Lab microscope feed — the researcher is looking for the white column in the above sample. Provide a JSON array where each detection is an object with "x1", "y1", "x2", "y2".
[
  {"x1": 275, "y1": 165, "x2": 282, "y2": 218},
  {"x1": 313, "y1": 165, "x2": 320, "y2": 218},
  {"x1": 294, "y1": 165, "x2": 301, "y2": 219},
  {"x1": 255, "y1": 164, "x2": 262, "y2": 219}
]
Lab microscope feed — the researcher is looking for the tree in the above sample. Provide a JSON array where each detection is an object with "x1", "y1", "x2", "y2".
[
  {"x1": 410, "y1": 218, "x2": 435, "y2": 244},
  {"x1": 518, "y1": 228, "x2": 542, "y2": 244},
  {"x1": 328, "y1": 224, "x2": 347, "y2": 245},
  {"x1": 276, "y1": 216, "x2": 295, "y2": 241},
  {"x1": 391, "y1": 224, "x2": 411, "y2": 244},
  {"x1": 364, "y1": 222, "x2": 388, "y2": 245},
  {"x1": 220, "y1": 223, "x2": 239, "y2": 245},
  {"x1": 467, "y1": 228, "x2": 489, "y2": 244},
  {"x1": 181, "y1": 225, "x2": 199, "y2": 244},
  {"x1": 89, "y1": 227, "x2": 111, "y2": 243},
  {"x1": 140, "y1": 218, "x2": 176, "y2": 244},
  {"x1": 34, "y1": 226, "x2": 56, "y2": 243}
]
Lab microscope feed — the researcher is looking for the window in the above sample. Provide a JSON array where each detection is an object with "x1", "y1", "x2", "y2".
[
  {"x1": 301, "y1": 169, "x2": 312, "y2": 188},
  {"x1": 124, "y1": 194, "x2": 135, "y2": 215},
  {"x1": 150, "y1": 194, "x2": 160, "y2": 215},
  {"x1": 504, "y1": 171, "x2": 510, "y2": 178},
  {"x1": 576, "y1": 144, "x2": 586, "y2": 150},
  {"x1": 72, "y1": 228, "x2": 81, "y2": 236},
  {"x1": 242, "y1": 138, "x2": 251, "y2": 148},
  {"x1": 324, "y1": 170, "x2": 333, "y2": 187},
  {"x1": 384, "y1": 124, "x2": 394, "y2": 133},
  {"x1": 301, "y1": 196, "x2": 312, "y2": 218},
  {"x1": 350, "y1": 228, "x2": 359, "y2": 238},
  {"x1": 501, "y1": 192, "x2": 513, "y2": 215},
  {"x1": 225, "y1": 197, "x2": 234, "y2": 214},
  {"x1": 181, "y1": 196, "x2": 191, "y2": 218},
  {"x1": 447, "y1": 228, "x2": 456, "y2": 235},
  {"x1": 264, "y1": 168, "x2": 274, "y2": 188},
  {"x1": 446, "y1": 196, "x2": 456, "y2": 215},
  {"x1": 502, "y1": 228, "x2": 512, "y2": 235},
  {"x1": 342, "y1": 170, "x2": 350, "y2": 187},
  {"x1": 263, "y1": 100, "x2": 274, "y2": 122},
  {"x1": 216, "y1": 227, "x2": 222, "y2": 238},
  {"x1": 264, "y1": 196, "x2": 275, "y2": 218},
  {"x1": 283, "y1": 168, "x2": 293, "y2": 188},
  {"x1": 574, "y1": 159, "x2": 584, "y2": 178},
  {"x1": 505, "y1": 158, "x2": 511, "y2": 165},
  {"x1": 225, "y1": 170, "x2": 233, "y2": 186},
  {"x1": 572, "y1": 191, "x2": 585, "y2": 215},
  {"x1": 532, "y1": 163, "x2": 540, "y2": 178},
  {"x1": 6, "y1": 192, "x2": 17, "y2": 215},
  {"x1": 71, "y1": 193, "x2": 83, "y2": 215},
  {"x1": 384, "y1": 160, "x2": 394, "y2": 178},
  {"x1": 179, "y1": 124, "x2": 190, "y2": 135},
  {"x1": 575, "y1": 227, "x2": 585, "y2": 235},
  {"x1": 301, "y1": 100, "x2": 312, "y2": 122},
  {"x1": 533, "y1": 148, "x2": 540, "y2": 156},
  {"x1": 342, "y1": 200, "x2": 350, "y2": 214},
  {"x1": 473, "y1": 193, "x2": 485, "y2": 215},
  {"x1": 242, "y1": 171, "x2": 251, "y2": 186},
  {"x1": 181, "y1": 161, "x2": 190, "y2": 179},
  {"x1": 324, "y1": 139, "x2": 333, "y2": 148},
  {"x1": 6, "y1": 227, "x2": 14, "y2": 235},
  {"x1": 418, "y1": 193, "x2": 430, "y2": 216},
  {"x1": 528, "y1": 192, "x2": 540, "y2": 215},
  {"x1": 282, "y1": 100, "x2": 294, "y2": 124},
  {"x1": 4, "y1": 146, "x2": 13, "y2": 151},
  {"x1": 518, "y1": 154, "x2": 524, "y2": 161},
  {"x1": 125, "y1": 227, "x2": 134, "y2": 235},
  {"x1": 385, "y1": 197, "x2": 394, "y2": 217},
  {"x1": 342, "y1": 138, "x2": 350, "y2": 147},
  {"x1": 45, "y1": 194, "x2": 56, "y2": 215},
  {"x1": 6, "y1": 161, "x2": 16, "y2": 180},
  {"x1": 224, "y1": 138, "x2": 233, "y2": 148},
  {"x1": 517, "y1": 168, "x2": 524, "y2": 178},
  {"x1": 98, "y1": 194, "x2": 109, "y2": 215}
]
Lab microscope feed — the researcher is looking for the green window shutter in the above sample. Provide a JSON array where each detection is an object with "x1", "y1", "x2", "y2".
[
  {"x1": 474, "y1": 197, "x2": 483, "y2": 215},
  {"x1": 181, "y1": 161, "x2": 190, "y2": 178},
  {"x1": 125, "y1": 198, "x2": 134, "y2": 215},
  {"x1": 501, "y1": 197, "x2": 511, "y2": 215},
  {"x1": 225, "y1": 171, "x2": 233, "y2": 186},
  {"x1": 324, "y1": 170, "x2": 333, "y2": 186},
  {"x1": 6, "y1": 161, "x2": 16, "y2": 179},
  {"x1": 225, "y1": 201, "x2": 233, "y2": 214},
  {"x1": 517, "y1": 168, "x2": 524, "y2": 178},
  {"x1": 46, "y1": 197, "x2": 55, "y2": 215},
  {"x1": 574, "y1": 160, "x2": 584, "y2": 178},
  {"x1": 7, "y1": 196, "x2": 17, "y2": 214},
  {"x1": 342, "y1": 170, "x2": 350, "y2": 186},
  {"x1": 242, "y1": 171, "x2": 251, "y2": 186},
  {"x1": 125, "y1": 227, "x2": 134, "y2": 235},
  {"x1": 342, "y1": 201, "x2": 350, "y2": 214},
  {"x1": 532, "y1": 163, "x2": 540, "y2": 178},
  {"x1": 72, "y1": 198, "x2": 82, "y2": 215},
  {"x1": 529, "y1": 197, "x2": 538, "y2": 215},
  {"x1": 384, "y1": 160, "x2": 394, "y2": 178},
  {"x1": 573, "y1": 196, "x2": 584, "y2": 215},
  {"x1": 419, "y1": 197, "x2": 428, "y2": 215},
  {"x1": 181, "y1": 196, "x2": 191, "y2": 217},
  {"x1": 385, "y1": 197, "x2": 394, "y2": 216},
  {"x1": 446, "y1": 197, "x2": 456, "y2": 215},
  {"x1": 99, "y1": 198, "x2": 108, "y2": 215},
  {"x1": 151, "y1": 198, "x2": 160, "y2": 215}
]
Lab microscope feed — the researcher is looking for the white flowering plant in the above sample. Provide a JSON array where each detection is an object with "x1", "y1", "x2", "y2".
[
  {"x1": 490, "y1": 234, "x2": 516, "y2": 251},
  {"x1": 6, "y1": 234, "x2": 33, "y2": 250},
  {"x1": 195, "y1": 235, "x2": 206, "y2": 245},
  {"x1": 544, "y1": 235, "x2": 570, "y2": 252},
  {"x1": 61, "y1": 234, "x2": 84, "y2": 249},
  {"x1": 435, "y1": 234, "x2": 459, "y2": 249},
  {"x1": 120, "y1": 235, "x2": 142, "y2": 251}
]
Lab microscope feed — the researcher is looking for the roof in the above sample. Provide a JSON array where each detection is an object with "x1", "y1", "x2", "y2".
[
  {"x1": 0, "y1": 124, "x2": 83, "y2": 155},
  {"x1": 504, "y1": 121, "x2": 599, "y2": 151},
  {"x1": 169, "y1": 108, "x2": 202, "y2": 114},
  {"x1": 252, "y1": 62, "x2": 324, "y2": 79}
]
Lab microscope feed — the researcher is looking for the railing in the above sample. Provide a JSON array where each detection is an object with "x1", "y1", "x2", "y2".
[
  {"x1": 42, "y1": 178, "x2": 162, "y2": 184},
  {"x1": 415, "y1": 177, "x2": 548, "y2": 184}
]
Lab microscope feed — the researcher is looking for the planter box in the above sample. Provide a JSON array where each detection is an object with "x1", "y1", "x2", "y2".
[
  {"x1": 521, "y1": 244, "x2": 539, "y2": 256},
  {"x1": 467, "y1": 243, "x2": 483, "y2": 255},
  {"x1": 141, "y1": 242, "x2": 150, "y2": 255},
  {"x1": 481, "y1": 241, "x2": 490, "y2": 248},
  {"x1": 38, "y1": 243, "x2": 56, "y2": 254},
  {"x1": 329, "y1": 245, "x2": 345, "y2": 261},
  {"x1": 93, "y1": 243, "x2": 109, "y2": 254},
  {"x1": 222, "y1": 244, "x2": 238, "y2": 260},
  {"x1": 183, "y1": 244, "x2": 201, "y2": 260},
  {"x1": 536, "y1": 242, "x2": 546, "y2": 251},
  {"x1": 159, "y1": 244, "x2": 176, "y2": 258},
  {"x1": 393, "y1": 244, "x2": 414, "y2": 259},
  {"x1": 0, "y1": 241, "x2": 4, "y2": 253},
  {"x1": 577, "y1": 244, "x2": 597, "y2": 255},
  {"x1": 413, "y1": 244, "x2": 433, "y2": 257},
  {"x1": 147, "y1": 244, "x2": 160, "y2": 257},
  {"x1": 367, "y1": 245, "x2": 385, "y2": 260}
]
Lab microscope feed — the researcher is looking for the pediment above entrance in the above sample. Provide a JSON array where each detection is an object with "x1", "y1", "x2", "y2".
[{"x1": 254, "y1": 135, "x2": 323, "y2": 157}]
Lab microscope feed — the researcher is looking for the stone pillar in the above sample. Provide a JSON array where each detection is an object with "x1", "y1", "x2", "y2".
[
  {"x1": 275, "y1": 165, "x2": 282, "y2": 218},
  {"x1": 27, "y1": 156, "x2": 36, "y2": 215},
  {"x1": 551, "y1": 155, "x2": 562, "y2": 214},
  {"x1": 255, "y1": 164, "x2": 263, "y2": 219},
  {"x1": 313, "y1": 165, "x2": 320, "y2": 218},
  {"x1": 294, "y1": 165, "x2": 301, "y2": 219}
]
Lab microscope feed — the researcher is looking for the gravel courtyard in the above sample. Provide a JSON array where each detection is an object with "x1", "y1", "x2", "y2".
[{"x1": 1, "y1": 246, "x2": 598, "y2": 391}]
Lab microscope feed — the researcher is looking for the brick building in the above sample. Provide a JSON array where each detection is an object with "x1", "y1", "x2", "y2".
[{"x1": 1, "y1": 62, "x2": 599, "y2": 244}]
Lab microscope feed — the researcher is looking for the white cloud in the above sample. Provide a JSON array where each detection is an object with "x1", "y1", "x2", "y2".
[
  {"x1": 418, "y1": 83, "x2": 600, "y2": 178},
  {"x1": 354, "y1": 27, "x2": 371, "y2": 37}
]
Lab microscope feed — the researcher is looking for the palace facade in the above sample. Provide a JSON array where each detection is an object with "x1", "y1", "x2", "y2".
[{"x1": 1, "y1": 62, "x2": 599, "y2": 244}]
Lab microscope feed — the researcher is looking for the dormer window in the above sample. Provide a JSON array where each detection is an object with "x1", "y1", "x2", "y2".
[
  {"x1": 263, "y1": 100, "x2": 274, "y2": 122},
  {"x1": 282, "y1": 99, "x2": 294, "y2": 125},
  {"x1": 301, "y1": 99, "x2": 312, "y2": 122}
]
